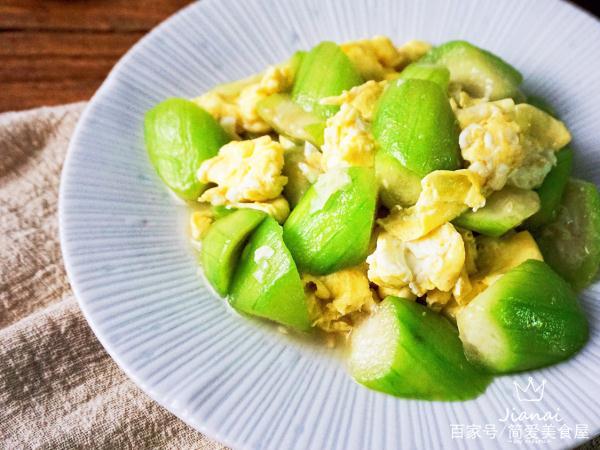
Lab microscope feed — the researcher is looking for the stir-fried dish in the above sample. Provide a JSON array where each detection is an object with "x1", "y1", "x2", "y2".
[{"x1": 144, "y1": 37, "x2": 600, "y2": 401}]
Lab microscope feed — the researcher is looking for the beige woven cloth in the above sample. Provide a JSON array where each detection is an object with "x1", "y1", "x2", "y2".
[{"x1": 0, "y1": 103, "x2": 225, "y2": 449}]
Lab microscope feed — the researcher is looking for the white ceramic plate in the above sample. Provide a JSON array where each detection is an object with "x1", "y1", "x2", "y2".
[{"x1": 60, "y1": 0, "x2": 600, "y2": 448}]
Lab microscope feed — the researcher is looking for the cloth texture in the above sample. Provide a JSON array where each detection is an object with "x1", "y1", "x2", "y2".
[{"x1": 0, "y1": 104, "x2": 225, "y2": 449}]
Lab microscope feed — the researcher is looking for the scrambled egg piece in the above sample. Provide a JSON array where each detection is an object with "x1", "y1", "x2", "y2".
[
  {"x1": 379, "y1": 169, "x2": 486, "y2": 241},
  {"x1": 367, "y1": 223, "x2": 466, "y2": 297},
  {"x1": 321, "y1": 103, "x2": 376, "y2": 170},
  {"x1": 321, "y1": 80, "x2": 386, "y2": 121},
  {"x1": 448, "y1": 85, "x2": 488, "y2": 112},
  {"x1": 198, "y1": 135, "x2": 287, "y2": 204},
  {"x1": 397, "y1": 39, "x2": 432, "y2": 64},
  {"x1": 189, "y1": 205, "x2": 215, "y2": 241},
  {"x1": 476, "y1": 231, "x2": 543, "y2": 284},
  {"x1": 303, "y1": 267, "x2": 377, "y2": 333},
  {"x1": 319, "y1": 80, "x2": 387, "y2": 170},
  {"x1": 441, "y1": 231, "x2": 544, "y2": 318},
  {"x1": 230, "y1": 196, "x2": 290, "y2": 224},
  {"x1": 298, "y1": 142, "x2": 324, "y2": 183},
  {"x1": 341, "y1": 36, "x2": 431, "y2": 81},
  {"x1": 309, "y1": 169, "x2": 352, "y2": 213},
  {"x1": 195, "y1": 65, "x2": 293, "y2": 134},
  {"x1": 457, "y1": 99, "x2": 571, "y2": 192}
]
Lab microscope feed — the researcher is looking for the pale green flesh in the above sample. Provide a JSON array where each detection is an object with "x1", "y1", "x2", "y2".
[
  {"x1": 458, "y1": 260, "x2": 589, "y2": 373},
  {"x1": 536, "y1": 178, "x2": 600, "y2": 291},
  {"x1": 257, "y1": 94, "x2": 325, "y2": 147},
  {"x1": 201, "y1": 209, "x2": 266, "y2": 296},
  {"x1": 454, "y1": 187, "x2": 540, "y2": 237},
  {"x1": 351, "y1": 297, "x2": 491, "y2": 401},
  {"x1": 282, "y1": 145, "x2": 315, "y2": 208},
  {"x1": 375, "y1": 148, "x2": 422, "y2": 208}
]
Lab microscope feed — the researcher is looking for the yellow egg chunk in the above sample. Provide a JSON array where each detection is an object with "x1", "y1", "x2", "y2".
[
  {"x1": 379, "y1": 169, "x2": 486, "y2": 241},
  {"x1": 303, "y1": 267, "x2": 377, "y2": 333},
  {"x1": 367, "y1": 223, "x2": 466, "y2": 297},
  {"x1": 341, "y1": 37, "x2": 431, "y2": 81},
  {"x1": 450, "y1": 231, "x2": 544, "y2": 308},
  {"x1": 194, "y1": 65, "x2": 293, "y2": 135},
  {"x1": 476, "y1": 230, "x2": 543, "y2": 279},
  {"x1": 426, "y1": 289, "x2": 453, "y2": 311},
  {"x1": 457, "y1": 99, "x2": 571, "y2": 192},
  {"x1": 189, "y1": 205, "x2": 215, "y2": 241},
  {"x1": 396, "y1": 39, "x2": 432, "y2": 64},
  {"x1": 321, "y1": 103, "x2": 376, "y2": 170},
  {"x1": 198, "y1": 135, "x2": 288, "y2": 205},
  {"x1": 321, "y1": 80, "x2": 387, "y2": 121},
  {"x1": 341, "y1": 36, "x2": 403, "y2": 81},
  {"x1": 230, "y1": 196, "x2": 290, "y2": 224}
]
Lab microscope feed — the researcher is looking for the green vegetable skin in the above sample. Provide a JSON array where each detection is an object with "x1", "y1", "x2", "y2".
[
  {"x1": 458, "y1": 260, "x2": 588, "y2": 373},
  {"x1": 536, "y1": 179, "x2": 600, "y2": 291},
  {"x1": 526, "y1": 147, "x2": 573, "y2": 229},
  {"x1": 421, "y1": 40, "x2": 523, "y2": 101},
  {"x1": 372, "y1": 78, "x2": 461, "y2": 207},
  {"x1": 144, "y1": 98, "x2": 230, "y2": 200},
  {"x1": 229, "y1": 217, "x2": 311, "y2": 331},
  {"x1": 454, "y1": 187, "x2": 540, "y2": 237},
  {"x1": 399, "y1": 63, "x2": 450, "y2": 90},
  {"x1": 292, "y1": 41, "x2": 364, "y2": 119},
  {"x1": 201, "y1": 209, "x2": 266, "y2": 296},
  {"x1": 257, "y1": 93, "x2": 325, "y2": 147},
  {"x1": 350, "y1": 297, "x2": 491, "y2": 401},
  {"x1": 283, "y1": 167, "x2": 377, "y2": 275}
]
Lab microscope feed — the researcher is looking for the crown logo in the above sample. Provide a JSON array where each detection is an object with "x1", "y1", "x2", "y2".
[{"x1": 514, "y1": 377, "x2": 546, "y2": 402}]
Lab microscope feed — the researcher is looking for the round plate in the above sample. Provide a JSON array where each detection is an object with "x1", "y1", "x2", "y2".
[{"x1": 60, "y1": 0, "x2": 600, "y2": 448}]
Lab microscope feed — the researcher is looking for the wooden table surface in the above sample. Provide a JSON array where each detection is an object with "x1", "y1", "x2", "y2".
[{"x1": 0, "y1": 0, "x2": 597, "y2": 112}]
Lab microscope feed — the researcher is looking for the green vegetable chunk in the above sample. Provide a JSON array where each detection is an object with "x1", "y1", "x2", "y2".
[
  {"x1": 201, "y1": 209, "x2": 266, "y2": 296},
  {"x1": 399, "y1": 63, "x2": 451, "y2": 90},
  {"x1": 526, "y1": 147, "x2": 573, "y2": 229},
  {"x1": 373, "y1": 78, "x2": 461, "y2": 182},
  {"x1": 454, "y1": 187, "x2": 540, "y2": 237},
  {"x1": 375, "y1": 151, "x2": 422, "y2": 208},
  {"x1": 536, "y1": 179, "x2": 600, "y2": 291},
  {"x1": 211, "y1": 205, "x2": 236, "y2": 220},
  {"x1": 421, "y1": 40, "x2": 523, "y2": 101},
  {"x1": 350, "y1": 297, "x2": 491, "y2": 401},
  {"x1": 282, "y1": 144, "x2": 316, "y2": 208},
  {"x1": 144, "y1": 98, "x2": 230, "y2": 200},
  {"x1": 229, "y1": 217, "x2": 311, "y2": 331},
  {"x1": 257, "y1": 94, "x2": 325, "y2": 147},
  {"x1": 458, "y1": 260, "x2": 588, "y2": 373},
  {"x1": 292, "y1": 41, "x2": 364, "y2": 119},
  {"x1": 283, "y1": 167, "x2": 377, "y2": 275}
]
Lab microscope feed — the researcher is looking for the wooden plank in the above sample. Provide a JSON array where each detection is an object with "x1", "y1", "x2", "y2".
[
  {"x1": 0, "y1": 80, "x2": 102, "y2": 112},
  {"x1": 0, "y1": 56, "x2": 117, "y2": 82},
  {"x1": 0, "y1": 0, "x2": 193, "y2": 31},
  {"x1": 0, "y1": 31, "x2": 145, "y2": 57}
]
